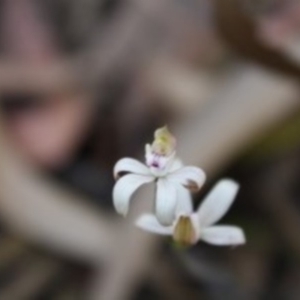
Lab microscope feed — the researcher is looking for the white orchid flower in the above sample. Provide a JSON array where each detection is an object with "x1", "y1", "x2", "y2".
[
  {"x1": 113, "y1": 126, "x2": 206, "y2": 225},
  {"x1": 136, "y1": 179, "x2": 246, "y2": 247}
]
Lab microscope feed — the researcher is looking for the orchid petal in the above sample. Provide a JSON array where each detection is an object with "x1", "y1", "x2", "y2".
[
  {"x1": 201, "y1": 225, "x2": 246, "y2": 246},
  {"x1": 136, "y1": 214, "x2": 173, "y2": 235},
  {"x1": 155, "y1": 178, "x2": 177, "y2": 225},
  {"x1": 197, "y1": 179, "x2": 239, "y2": 227},
  {"x1": 168, "y1": 166, "x2": 206, "y2": 192},
  {"x1": 175, "y1": 185, "x2": 193, "y2": 216},
  {"x1": 113, "y1": 158, "x2": 151, "y2": 179},
  {"x1": 113, "y1": 174, "x2": 154, "y2": 216},
  {"x1": 190, "y1": 213, "x2": 201, "y2": 240}
]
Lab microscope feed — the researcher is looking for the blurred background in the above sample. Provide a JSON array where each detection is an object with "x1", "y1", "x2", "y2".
[{"x1": 0, "y1": 0, "x2": 299, "y2": 299}]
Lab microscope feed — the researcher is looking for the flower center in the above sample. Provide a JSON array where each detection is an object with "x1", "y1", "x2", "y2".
[
  {"x1": 152, "y1": 126, "x2": 176, "y2": 156},
  {"x1": 145, "y1": 126, "x2": 176, "y2": 172},
  {"x1": 173, "y1": 216, "x2": 197, "y2": 247}
]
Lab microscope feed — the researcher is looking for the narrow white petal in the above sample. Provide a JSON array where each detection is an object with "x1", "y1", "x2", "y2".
[
  {"x1": 197, "y1": 179, "x2": 239, "y2": 227},
  {"x1": 113, "y1": 174, "x2": 154, "y2": 216},
  {"x1": 168, "y1": 166, "x2": 206, "y2": 192},
  {"x1": 201, "y1": 226, "x2": 246, "y2": 246},
  {"x1": 136, "y1": 214, "x2": 173, "y2": 235},
  {"x1": 190, "y1": 213, "x2": 201, "y2": 240},
  {"x1": 155, "y1": 179, "x2": 177, "y2": 226},
  {"x1": 113, "y1": 158, "x2": 151, "y2": 179},
  {"x1": 175, "y1": 185, "x2": 193, "y2": 216}
]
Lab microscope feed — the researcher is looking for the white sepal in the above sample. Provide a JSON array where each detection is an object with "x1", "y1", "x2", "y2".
[
  {"x1": 175, "y1": 185, "x2": 193, "y2": 216},
  {"x1": 197, "y1": 179, "x2": 239, "y2": 227},
  {"x1": 155, "y1": 178, "x2": 177, "y2": 225},
  {"x1": 113, "y1": 174, "x2": 154, "y2": 216},
  {"x1": 168, "y1": 166, "x2": 206, "y2": 192},
  {"x1": 201, "y1": 225, "x2": 246, "y2": 246},
  {"x1": 113, "y1": 158, "x2": 151, "y2": 179},
  {"x1": 136, "y1": 214, "x2": 173, "y2": 235}
]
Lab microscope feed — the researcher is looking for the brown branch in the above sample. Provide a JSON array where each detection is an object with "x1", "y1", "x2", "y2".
[
  {"x1": 0, "y1": 111, "x2": 115, "y2": 264},
  {"x1": 0, "y1": 60, "x2": 79, "y2": 95}
]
